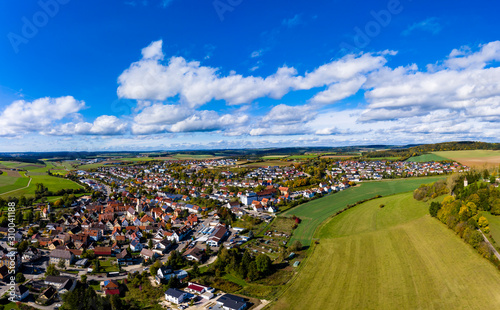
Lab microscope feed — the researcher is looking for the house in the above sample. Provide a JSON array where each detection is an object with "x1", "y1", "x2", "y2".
[
  {"x1": 183, "y1": 247, "x2": 204, "y2": 262},
  {"x1": 44, "y1": 276, "x2": 77, "y2": 293},
  {"x1": 165, "y1": 288, "x2": 187, "y2": 304},
  {"x1": 240, "y1": 192, "x2": 257, "y2": 206},
  {"x1": 14, "y1": 284, "x2": 30, "y2": 301},
  {"x1": 156, "y1": 267, "x2": 188, "y2": 284},
  {"x1": 22, "y1": 247, "x2": 41, "y2": 262},
  {"x1": 129, "y1": 238, "x2": 143, "y2": 252},
  {"x1": 0, "y1": 266, "x2": 9, "y2": 281},
  {"x1": 225, "y1": 201, "x2": 240, "y2": 209},
  {"x1": 154, "y1": 239, "x2": 173, "y2": 254},
  {"x1": 186, "y1": 282, "x2": 210, "y2": 295},
  {"x1": 93, "y1": 247, "x2": 112, "y2": 256},
  {"x1": 37, "y1": 286, "x2": 58, "y2": 305},
  {"x1": 102, "y1": 279, "x2": 122, "y2": 295},
  {"x1": 49, "y1": 249, "x2": 74, "y2": 267},
  {"x1": 251, "y1": 201, "x2": 263, "y2": 212},
  {"x1": 116, "y1": 249, "x2": 130, "y2": 261},
  {"x1": 206, "y1": 224, "x2": 229, "y2": 247},
  {"x1": 217, "y1": 294, "x2": 247, "y2": 310},
  {"x1": 140, "y1": 248, "x2": 156, "y2": 261}
]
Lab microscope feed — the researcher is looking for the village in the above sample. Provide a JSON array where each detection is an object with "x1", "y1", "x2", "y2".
[{"x1": 3, "y1": 157, "x2": 468, "y2": 310}]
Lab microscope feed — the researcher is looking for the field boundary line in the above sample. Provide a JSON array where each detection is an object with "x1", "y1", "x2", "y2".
[{"x1": 0, "y1": 176, "x2": 32, "y2": 196}]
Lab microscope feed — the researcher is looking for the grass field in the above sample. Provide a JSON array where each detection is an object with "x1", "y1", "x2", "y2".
[
  {"x1": 406, "y1": 153, "x2": 449, "y2": 162},
  {"x1": 432, "y1": 150, "x2": 500, "y2": 168},
  {"x1": 0, "y1": 161, "x2": 83, "y2": 198},
  {"x1": 240, "y1": 160, "x2": 293, "y2": 168},
  {"x1": 484, "y1": 212, "x2": 500, "y2": 247},
  {"x1": 0, "y1": 176, "x2": 30, "y2": 193},
  {"x1": 366, "y1": 156, "x2": 402, "y2": 161},
  {"x1": 261, "y1": 155, "x2": 289, "y2": 160},
  {"x1": 273, "y1": 193, "x2": 500, "y2": 310},
  {"x1": 282, "y1": 176, "x2": 445, "y2": 246}
]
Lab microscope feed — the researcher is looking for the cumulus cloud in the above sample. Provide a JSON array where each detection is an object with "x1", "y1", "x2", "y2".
[
  {"x1": 44, "y1": 115, "x2": 128, "y2": 136},
  {"x1": 0, "y1": 96, "x2": 85, "y2": 136},
  {"x1": 361, "y1": 41, "x2": 500, "y2": 123},
  {"x1": 117, "y1": 40, "x2": 388, "y2": 107}
]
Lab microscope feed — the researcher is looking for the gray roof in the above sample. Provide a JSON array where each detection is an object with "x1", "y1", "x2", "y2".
[
  {"x1": 49, "y1": 249, "x2": 73, "y2": 259},
  {"x1": 165, "y1": 288, "x2": 185, "y2": 299},
  {"x1": 218, "y1": 294, "x2": 247, "y2": 310}
]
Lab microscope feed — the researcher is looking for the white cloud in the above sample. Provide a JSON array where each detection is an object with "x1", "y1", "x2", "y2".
[
  {"x1": 0, "y1": 96, "x2": 85, "y2": 137},
  {"x1": 44, "y1": 115, "x2": 128, "y2": 136},
  {"x1": 251, "y1": 50, "x2": 263, "y2": 58},
  {"x1": 261, "y1": 104, "x2": 315, "y2": 124},
  {"x1": 445, "y1": 41, "x2": 500, "y2": 70},
  {"x1": 310, "y1": 76, "x2": 366, "y2": 104},
  {"x1": 402, "y1": 17, "x2": 442, "y2": 36},
  {"x1": 117, "y1": 40, "x2": 388, "y2": 107},
  {"x1": 170, "y1": 111, "x2": 249, "y2": 133},
  {"x1": 141, "y1": 40, "x2": 164, "y2": 60}
]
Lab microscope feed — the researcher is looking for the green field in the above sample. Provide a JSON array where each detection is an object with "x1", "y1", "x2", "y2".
[
  {"x1": 282, "y1": 176, "x2": 445, "y2": 246},
  {"x1": 484, "y1": 212, "x2": 500, "y2": 247},
  {"x1": 406, "y1": 153, "x2": 449, "y2": 162},
  {"x1": 261, "y1": 156, "x2": 289, "y2": 160},
  {"x1": 366, "y1": 156, "x2": 402, "y2": 161},
  {"x1": 0, "y1": 175, "x2": 30, "y2": 193},
  {"x1": 0, "y1": 161, "x2": 83, "y2": 198},
  {"x1": 273, "y1": 193, "x2": 500, "y2": 310}
]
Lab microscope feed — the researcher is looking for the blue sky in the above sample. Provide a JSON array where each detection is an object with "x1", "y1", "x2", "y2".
[{"x1": 1, "y1": 0, "x2": 500, "y2": 151}]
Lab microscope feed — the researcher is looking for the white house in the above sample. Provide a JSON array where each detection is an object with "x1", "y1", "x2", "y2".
[{"x1": 165, "y1": 288, "x2": 187, "y2": 304}]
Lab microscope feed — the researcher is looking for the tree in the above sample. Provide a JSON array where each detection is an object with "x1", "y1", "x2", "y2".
[
  {"x1": 429, "y1": 201, "x2": 441, "y2": 217},
  {"x1": 247, "y1": 261, "x2": 259, "y2": 281},
  {"x1": 58, "y1": 259, "x2": 66, "y2": 269},
  {"x1": 46, "y1": 264, "x2": 60, "y2": 276},
  {"x1": 149, "y1": 260, "x2": 162, "y2": 276},
  {"x1": 15, "y1": 273, "x2": 25, "y2": 283},
  {"x1": 81, "y1": 274, "x2": 87, "y2": 284},
  {"x1": 290, "y1": 240, "x2": 303, "y2": 252},
  {"x1": 255, "y1": 254, "x2": 272, "y2": 275},
  {"x1": 148, "y1": 239, "x2": 153, "y2": 249},
  {"x1": 191, "y1": 262, "x2": 200, "y2": 278}
]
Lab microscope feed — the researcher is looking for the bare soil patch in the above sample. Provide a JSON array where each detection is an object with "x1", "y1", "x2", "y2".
[{"x1": 0, "y1": 169, "x2": 22, "y2": 177}]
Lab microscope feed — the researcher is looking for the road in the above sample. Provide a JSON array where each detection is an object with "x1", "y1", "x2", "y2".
[{"x1": 479, "y1": 229, "x2": 500, "y2": 261}]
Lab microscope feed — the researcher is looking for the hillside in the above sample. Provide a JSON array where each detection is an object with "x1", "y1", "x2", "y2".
[{"x1": 273, "y1": 193, "x2": 500, "y2": 310}]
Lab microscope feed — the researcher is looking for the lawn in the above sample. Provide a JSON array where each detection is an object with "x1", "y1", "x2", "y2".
[
  {"x1": 406, "y1": 153, "x2": 449, "y2": 162},
  {"x1": 432, "y1": 150, "x2": 500, "y2": 168},
  {"x1": 483, "y1": 212, "x2": 500, "y2": 248},
  {"x1": 282, "y1": 176, "x2": 445, "y2": 246},
  {"x1": 273, "y1": 193, "x2": 500, "y2": 310}
]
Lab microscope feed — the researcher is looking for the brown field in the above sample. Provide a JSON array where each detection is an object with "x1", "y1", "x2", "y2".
[
  {"x1": 320, "y1": 155, "x2": 359, "y2": 159},
  {"x1": 433, "y1": 150, "x2": 500, "y2": 169},
  {"x1": 459, "y1": 157, "x2": 500, "y2": 168},
  {"x1": 0, "y1": 169, "x2": 22, "y2": 177}
]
